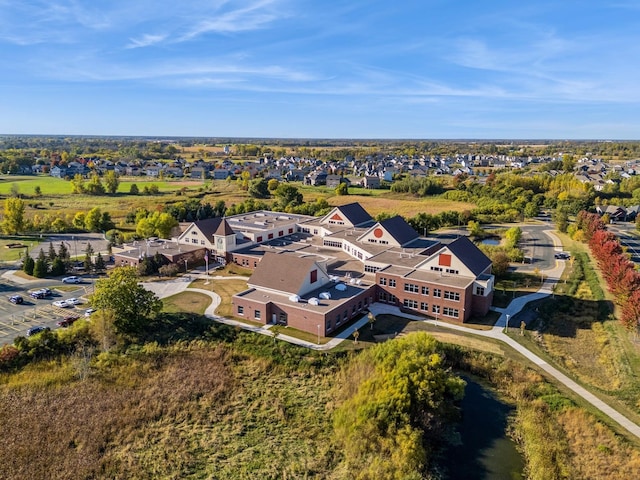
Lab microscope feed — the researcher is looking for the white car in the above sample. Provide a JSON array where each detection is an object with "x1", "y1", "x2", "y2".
[
  {"x1": 62, "y1": 276, "x2": 81, "y2": 284},
  {"x1": 65, "y1": 298, "x2": 81, "y2": 306},
  {"x1": 84, "y1": 308, "x2": 96, "y2": 317},
  {"x1": 53, "y1": 300, "x2": 70, "y2": 308}
]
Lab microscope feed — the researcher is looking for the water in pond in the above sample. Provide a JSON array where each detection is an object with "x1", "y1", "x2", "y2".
[
  {"x1": 439, "y1": 376, "x2": 524, "y2": 479},
  {"x1": 480, "y1": 238, "x2": 500, "y2": 245}
]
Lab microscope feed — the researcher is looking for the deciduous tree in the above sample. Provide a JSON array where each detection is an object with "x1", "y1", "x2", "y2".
[
  {"x1": 90, "y1": 267, "x2": 162, "y2": 338},
  {"x1": 1, "y1": 197, "x2": 25, "y2": 234}
]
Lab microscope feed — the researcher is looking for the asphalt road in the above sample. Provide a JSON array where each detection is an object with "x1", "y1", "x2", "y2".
[{"x1": 609, "y1": 223, "x2": 640, "y2": 264}]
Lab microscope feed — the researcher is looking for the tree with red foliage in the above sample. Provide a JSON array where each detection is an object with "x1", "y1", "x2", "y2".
[{"x1": 620, "y1": 289, "x2": 640, "y2": 331}]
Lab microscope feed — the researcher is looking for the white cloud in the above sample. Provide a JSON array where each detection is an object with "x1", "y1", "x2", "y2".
[{"x1": 126, "y1": 34, "x2": 168, "y2": 49}]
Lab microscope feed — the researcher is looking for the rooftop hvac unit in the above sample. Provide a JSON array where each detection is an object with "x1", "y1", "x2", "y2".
[
  {"x1": 289, "y1": 294, "x2": 300, "y2": 303},
  {"x1": 335, "y1": 283, "x2": 347, "y2": 291},
  {"x1": 319, "y1": 292, "x2": 331, "y2": 300},
  {"x1": 308, "y1": 297, "x2": 319, "y2": 306}
]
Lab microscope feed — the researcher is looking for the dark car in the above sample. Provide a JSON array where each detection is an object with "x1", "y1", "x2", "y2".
[
  {"x1": 56, "y1": 316, "x2": 79, "y2": 328},
  {"x1": 26, "y1": 326, "x2": 50, "y2": 337},
  {"x1": 30, "y1": 288, "x2": 53, "y2": 299},
  {"x1": 554, "y1": 252, "x2": 570, "y2": 260},
  {"x1": 9, "y1": 295, "x2": 24, "y2": 304}
]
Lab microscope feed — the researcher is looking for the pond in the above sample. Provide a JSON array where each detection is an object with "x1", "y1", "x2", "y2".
[
  {"x1": 480, "y1": 238, "x2": 501, "y2": 246},
  {"x1": 439, "y1": 376, "x2": 524, "y2": 479}
]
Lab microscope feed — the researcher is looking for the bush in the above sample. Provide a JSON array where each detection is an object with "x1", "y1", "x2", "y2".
[{"x1": 159, "y1": 264, "x2": 180, "y2": 277}]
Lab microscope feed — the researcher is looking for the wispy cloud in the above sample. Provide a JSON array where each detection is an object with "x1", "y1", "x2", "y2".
[
  {"x1": 179, "y1": 0, "x2": 284, "y2": 40},
  {"x1": 126, "y1": 34, "x2": 168, "y2": 49}
]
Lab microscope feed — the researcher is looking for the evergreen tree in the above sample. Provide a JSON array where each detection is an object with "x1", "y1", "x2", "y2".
[
  {"x1": 84, "y1": 242, "x2": 94, "y2": 272},
  {"x1": 94, "y1": 252, "x2": 106, "y2": 272},
  {"x1": 23, "y1": 254, "x2": 35, "y2": 276},
  {"x1": 50, "y1": 257, "x2": 65, "y2": 276},
  {"x1": 33, "y1": 249, "x2": 48, "y2": 278},
  {"x1": 48, "y1": 241, "x2": 57, "y2": 264}
]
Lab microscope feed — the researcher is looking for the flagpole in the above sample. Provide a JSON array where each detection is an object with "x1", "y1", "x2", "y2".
[{"x1": 204, "y1": 250, "x2": 210, "y2": 285}]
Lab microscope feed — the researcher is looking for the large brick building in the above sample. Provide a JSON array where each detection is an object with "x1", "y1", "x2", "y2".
[{"x1": 231, "y1": 203, "x2": 494, "y2": 337}]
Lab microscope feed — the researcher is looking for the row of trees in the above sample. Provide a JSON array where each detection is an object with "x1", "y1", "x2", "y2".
[
  {"x1": 574, "y1": 211, "x2": 639, "y2": 331},
  {"x1": 70, "y1": 172, "x2": 119, "y2": 195},
  {"x1": 23, "y1": 241, "x2": 106, "y2": 278}
]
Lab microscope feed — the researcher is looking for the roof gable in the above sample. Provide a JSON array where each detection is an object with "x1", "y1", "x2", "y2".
[
  {"x1": 320, "y1": 202, "x2": 372, "y2": 228},
  {"x1": 419, "y1": 237, "x2": 491, "y2": 277},
  {"x1": 357, "y1": 216, "x2": 419, "y2": 247}
]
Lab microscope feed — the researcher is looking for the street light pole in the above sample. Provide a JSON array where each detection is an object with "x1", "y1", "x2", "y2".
[
  {"x1": 184, "y1": 259, "x2": 188, "y2": 273},
  {"x1": 317, "y1": 324, "x2": 321, "y2": 345},
  {"x1": 504, "y1": 314, "x2": 510, "y2": 333}
]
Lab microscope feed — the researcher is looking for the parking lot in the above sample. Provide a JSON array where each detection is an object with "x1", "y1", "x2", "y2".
[{"x1": 0, "y1": 280, "x2": 94, "y2": 346}]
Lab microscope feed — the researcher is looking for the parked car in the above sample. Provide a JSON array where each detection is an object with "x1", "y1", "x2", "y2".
[
  {"x1": 26, "y1": 326, "x2": 50, "y2": 337},
  {"x1": 56, "y1": 316, "x2": 79, "y2": 328},
  {"x1": 53, "y1": 300, "x2": 70, "y2": 308},
  {"x1": 9, "y1": 295, "x2": 24, "y2": 304},
  {"x1": 62, "y1": 276, "x2": 81, "y2": 284},
  {"x1": 554, "y1": 252, "x2": 570, "y2": 260},
  {"x1": 84, "y1": 308, "x2": 96, "y2": 317},
  {"x1": 65, "y1": 298, "x2": 81, "y2": 306},
  {"x1": 30, "y1": 288, "x2": 53, "y2": 299}
]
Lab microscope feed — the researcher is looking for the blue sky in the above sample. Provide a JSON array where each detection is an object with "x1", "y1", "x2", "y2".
[{"x1": 1, "y1": 0, "x2": 639, "y2": 139}]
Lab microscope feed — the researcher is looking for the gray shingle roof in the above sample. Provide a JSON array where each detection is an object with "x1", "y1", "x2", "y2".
[
  {"x1": 248, "y1": 252, "x2": 325, "y2": 295},
  {"x1": 379, "y1": 216, "x2": 419, "y2": 246},
  {"x1": 446, "y1": 236, "x2": 492, "y2": 275},
  {"x1": 333, "y1": 202, "x2": 373, "y2": 226}
]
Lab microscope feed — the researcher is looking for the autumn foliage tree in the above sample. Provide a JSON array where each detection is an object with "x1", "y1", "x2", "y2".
[{"x1": 577, "y1": 210, "x2": 640, "y2": 333}]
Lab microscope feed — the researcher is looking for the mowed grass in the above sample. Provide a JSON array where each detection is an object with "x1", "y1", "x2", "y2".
[
  {"x1": 511, "y1": 235, "x2": 640, "y2": 424},
  {"x1": 188, "y1": 278, "x2": 248, "y2": 317},
  {"x1": 162, "y1": 291, "x2": 211, "y2": 315}
]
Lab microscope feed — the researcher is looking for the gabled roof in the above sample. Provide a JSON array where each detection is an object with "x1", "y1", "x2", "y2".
[
  {"x1": 378, "y1": 216, "x2": 420, "y2": 246},
  {"x1": 248, "y1": 252, "x2": 327, "y2": 295},
  {"x1": 445, "y1": 236, "x2": 492, "y2": 276},
  {"x1": 190, "y1": 217, "x2": 226, "y2": 239},
  {"x1": 332, "y1": 202, "x2": 373, "y2": 226},
  {"x1": 213, "y1": 218, "x2": 234, "y2": 236}
]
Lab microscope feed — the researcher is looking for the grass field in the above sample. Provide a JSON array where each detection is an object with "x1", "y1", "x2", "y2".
[
  {"x1": 188, "y1": 278, "x2": 248, "y2": 317},
  {"x1": 162, "y1": 291, "x2": 211, "y2": 315}
]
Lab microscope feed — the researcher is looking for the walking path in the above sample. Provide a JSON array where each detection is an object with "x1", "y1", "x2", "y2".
[
  {"x1": 143, "y1": 230, "x2": 640, "y2": 440},
  {"x1": 9, "y1": 227, "x2": 636, "y2": 440}
]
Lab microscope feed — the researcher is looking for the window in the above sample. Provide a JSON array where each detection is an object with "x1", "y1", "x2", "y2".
[
  {"x1": 379, "y1": 277, "x2": 387, "y2": 286},
  {"x1": 403, "y1": 299, "x2": 418, "y2": 308},
  {"x1": 430, "y1": 266, "x2": 443, "y2": 272},
  {"x1": 421, "y1": 286, "x2": 429, "y2": 295},
  {"x1": 255, "y1": 310, "x2": 261, "y2": 320},
  {"x1": 404, "y1": 283, "x2": 419, "y2": 293},
  {"x1": 446, "y1": 268, "x2": 459, "y2": 275},
  {"x1": 444, "y1": 291, "x2": 460, "y2": 301},
  {"x1": 365, "y1": 265, "x2": 379, "y2": 273},
  {"x1": 432, "y1": 305, "x2": 440, "y2": 314},
  {"x1": 310, "y1": 269, "x2": 318, "y2": 283},
  {"x1": 420, "y1": 302, "x2": 429, "y2": 311},
  {"x1": 237, "y1": 305, "x2": 244, "y2": 315},
  {"x1": 389, "y1": 279, "x2": 396, "y2": 288},
  {"x1": 278, "y1": 230, "x2": 283, "y2": 236},
  {"x1": 476, "y1": 286, "x2": 485, "y2": 295},
  {"x1": 200, "y1": 240, "x2": 205, "y2": 245},
  {"x1": 289, "y1": 228, "x2": 293, "y2": 234},
  {"x1": 268, "y1": 233, "x2": 274, "y2": 239},
  {"x1": 257, "y1": 236, "x2": 263, "y2": 242},
  {"x1": 433, "y1": 289, "x2": 441, "y2": 298},
  {"x1": 443, "y1": 307, "x2": 459, "y2": 318}
]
